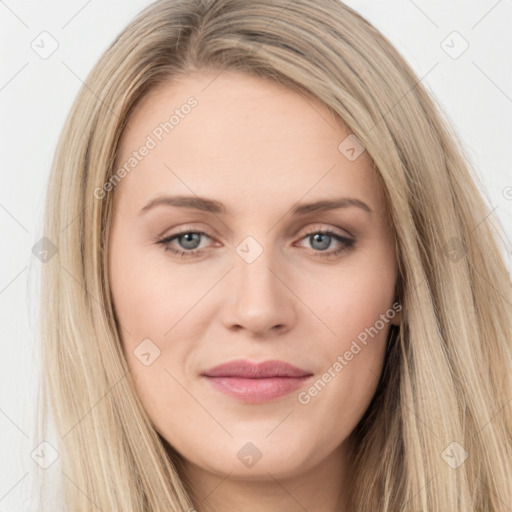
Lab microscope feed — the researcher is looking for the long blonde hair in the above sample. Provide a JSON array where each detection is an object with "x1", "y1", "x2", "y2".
[{"x1": 37, "y1": 0, "x2": 512, "y2": 510}]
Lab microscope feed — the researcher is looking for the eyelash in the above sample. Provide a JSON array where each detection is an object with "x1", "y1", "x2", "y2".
[{"x1": 155, "y1": 226, "x2": 356, "y2": 259}]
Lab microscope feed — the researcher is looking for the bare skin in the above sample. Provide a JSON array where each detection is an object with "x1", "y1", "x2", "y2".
[{"x1": 108, "y1": 70, "x2": 400, "y2": 512}]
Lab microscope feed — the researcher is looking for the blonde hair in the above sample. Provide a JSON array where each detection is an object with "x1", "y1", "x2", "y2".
[{"x1": 37, "y1": 0, "x2": 512, "y2": 510}]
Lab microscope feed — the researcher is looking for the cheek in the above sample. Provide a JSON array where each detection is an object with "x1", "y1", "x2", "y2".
[
  {"x1": 305, "y1": 248, "x2": 396, "y2": 347},
  {"x1": 295, "y1": 253, "x2": 396, "y2": 425},
  {"x1": 295, "y1": 321, "x2": 390, "y2": 453},
  {"x1": 108, "y1": 232, "x2": 212, "y2": 411},
  {"x1": 109, "y1": 229, "x2": 207, "y2": 340},
  {"x1": 108, "y1": 243, "x2": 195, "y2": 429}
]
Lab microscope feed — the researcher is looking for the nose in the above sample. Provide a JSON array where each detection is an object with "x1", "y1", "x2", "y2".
[{"x1": 220, "y1": 248, "x2": 297, "y2": 336}]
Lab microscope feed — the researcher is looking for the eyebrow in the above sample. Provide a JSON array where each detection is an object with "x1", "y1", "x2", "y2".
[{"x1": 139, "y1": 195, "x2": 373, "y2": 216}]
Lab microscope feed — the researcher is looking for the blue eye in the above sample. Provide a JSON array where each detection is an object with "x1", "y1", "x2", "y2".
[
  {"x1": 299, "y1": 229, "x2": 355, "y2": 257},
  {"x1": 155, "y1": 227, "x2": 355, "y2": 259},
  {"x1": 156, "y1": 230, "x2": 211, "y2": 258}
]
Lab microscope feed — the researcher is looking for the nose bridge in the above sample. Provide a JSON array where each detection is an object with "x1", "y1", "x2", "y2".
[{"x1": 236, "y1": 245, "x2": 278, "y2": 297}]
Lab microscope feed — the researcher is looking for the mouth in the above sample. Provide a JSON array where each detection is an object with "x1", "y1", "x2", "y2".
[{"x1": 201, "y1": 359, "x2": 313, "y2": 403}]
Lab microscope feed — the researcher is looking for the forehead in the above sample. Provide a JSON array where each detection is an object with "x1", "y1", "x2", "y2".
[{"x1": 113, "y1": 70, "x2": 387, "y2": 218}]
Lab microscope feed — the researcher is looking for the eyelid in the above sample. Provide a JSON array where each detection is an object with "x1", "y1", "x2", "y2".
[
  {"x1": 156, "y1": 223, "x2": 217, "y2": 241},
  {"x1": 298, "y1": 223, "x2": 354, "y2": 238}
]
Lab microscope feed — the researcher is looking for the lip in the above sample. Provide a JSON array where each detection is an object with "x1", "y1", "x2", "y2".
[{"x1": 201, "y1": 359, "x2": 313, "y2": 403}]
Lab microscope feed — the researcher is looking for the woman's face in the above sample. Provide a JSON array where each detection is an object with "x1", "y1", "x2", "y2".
[{"x1": 109, "y1": 70, "x2": 399, "y2": 482}]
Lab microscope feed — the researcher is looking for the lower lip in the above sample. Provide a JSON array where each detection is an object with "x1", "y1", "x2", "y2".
[{"x1": 203, "y1": 376, "x2": 312, "y2": 403}]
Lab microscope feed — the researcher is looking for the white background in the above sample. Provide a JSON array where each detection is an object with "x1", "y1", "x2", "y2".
[{"x1": 0, "y1": 1, "x2": 511, "y2": 510}]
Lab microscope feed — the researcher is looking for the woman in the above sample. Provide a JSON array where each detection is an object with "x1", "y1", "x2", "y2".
[{"x1": 37, "y1": 0, "x2": 512, "y2": 510}]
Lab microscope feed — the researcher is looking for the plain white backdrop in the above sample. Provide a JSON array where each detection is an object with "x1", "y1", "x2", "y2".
[{"x1": 0, "y1": 0, "x2": 511, "y2": 510}]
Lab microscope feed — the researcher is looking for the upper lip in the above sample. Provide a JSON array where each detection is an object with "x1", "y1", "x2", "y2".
[{"x1": 201, "y1": 359, "x2": 312, "y2": 379}]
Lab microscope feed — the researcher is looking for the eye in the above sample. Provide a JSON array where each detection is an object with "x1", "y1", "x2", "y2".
[
  {"x1": 155, "y1": 227, "x2": 214, "y2": 259},
  {"x1": 155, "y1": 225, "x2": 356, "y2": 259},
  {"x1": 295, "y1": 228, "x2": 356, "y2": 258}
]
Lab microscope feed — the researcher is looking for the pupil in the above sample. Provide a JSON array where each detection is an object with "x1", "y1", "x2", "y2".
[
  {"x1": 181, "y1": 233, "x2": 200, "y2": 249},
  {"x1": 311, "y1": 233, "x2": 330, "y2": 251}
]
